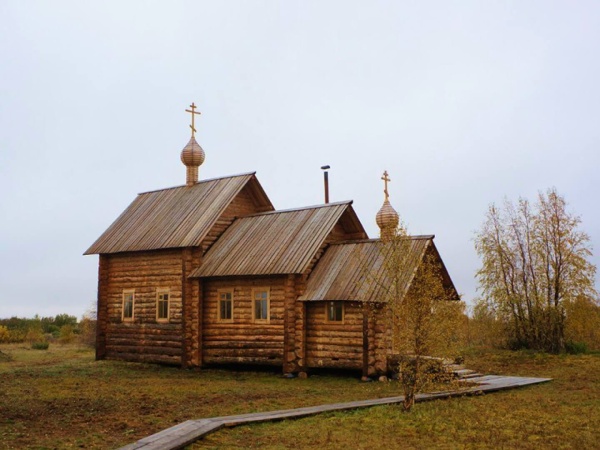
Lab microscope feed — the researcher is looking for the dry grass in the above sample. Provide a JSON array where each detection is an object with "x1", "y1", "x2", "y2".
[
  {"x1": 193, "y1": 348, "x2": 600, "y2": 449},
  {"x1": 0, "y1": 344, "x2": 401, "y2": 449},
  {"x1": 1, "y1": 344, "x2": 598, "y2": 449}
]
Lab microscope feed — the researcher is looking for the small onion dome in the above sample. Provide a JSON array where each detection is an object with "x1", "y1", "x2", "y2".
[
  {"x1": 180, "y1": 136, "x2": 205, "y2": 167},
  {"x1": 376, "y1": 199, "x2": 399, "y2": 233},
  {"x1": 180, "y1": 136, "x2": 205, "y2": 186}
]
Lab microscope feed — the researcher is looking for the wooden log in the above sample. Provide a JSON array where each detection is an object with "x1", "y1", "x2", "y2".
[
  {"x1": 106, "y1": 345, "x2": 183, "y2": 357},
  {"x1": 306, "y1": 350, "x2": 361, "y2": 360},
  {"x1": 203, "y1": 356, "x2": 283, "y2": 366},
  {"x1": 106, "y1": 352, "x2": 181, "y2": 365},
  {"x1": 305, "y1": 337, "x2": 362, "y2": 346},
  {"x1": 306, "y1": 358, "x2": 362, "y2": 370},
  {"x1": 204, "y1": 341, "x2": 284, "y2": 350},
  {"x1": 204, "y1": 348, "x2": 282, "y2": 358}
]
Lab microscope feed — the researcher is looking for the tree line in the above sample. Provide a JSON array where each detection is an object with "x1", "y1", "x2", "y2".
[{"x1": 0, "y1": 312, "x2": 96, "y2": 347}]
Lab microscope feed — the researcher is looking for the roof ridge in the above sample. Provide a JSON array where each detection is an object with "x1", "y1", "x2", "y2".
[
  {"x1": 244, "y1": 200, "x2": 353, "y2": 217},
  {"x1": 329, "y1": 234, "x2": 435, "y2": 246},
  {"x1": 138, "y1": 172, "x2": 257, "y2": 195}
]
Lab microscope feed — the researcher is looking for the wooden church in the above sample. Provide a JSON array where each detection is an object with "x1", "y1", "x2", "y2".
[{"x1": 85, "y1": 104, "x2": 458, "y2": 377}]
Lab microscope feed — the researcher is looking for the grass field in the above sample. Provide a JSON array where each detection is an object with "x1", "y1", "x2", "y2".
[{"x1": 0, "y1": 344, "x2": 598, "y2": 449}]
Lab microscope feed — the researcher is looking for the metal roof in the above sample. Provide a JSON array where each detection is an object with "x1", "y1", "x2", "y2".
[
  {"x1": 298, "y1": 236, "x2": 433, "y2": 302},
  {"x1": 191, "y1": 202, "x2": 364, "y2": 277},
  {"x1": 85, "y1": 173, "x2": 273, "y2": 255}
]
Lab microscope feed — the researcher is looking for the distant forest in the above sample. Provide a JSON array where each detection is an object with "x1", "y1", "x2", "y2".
[{"x1": 0, "y1": 313, "x2": 96, "y2": 346}]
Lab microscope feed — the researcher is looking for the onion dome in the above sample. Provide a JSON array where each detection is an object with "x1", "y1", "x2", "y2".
[
  {"x1": 376, "y1": 199, "x2": 400, "y2": 231},
  {"x1": 181, "y1": 136, "x2": 205, "y2": 186}
]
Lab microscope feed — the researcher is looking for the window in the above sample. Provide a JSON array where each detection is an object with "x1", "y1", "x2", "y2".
[
  {"x1": 156, "y1": 290, "x2": 170, "y2": 322},
  {"x1": 326, "y1": 301, "x2": 344, "y2": 322},
  {"x1": 218, "y1": 290, "x2": 233, "y2": 322},
  {"x1": 252, "y1": 288, "x2": 270, "y2": 323},
  {"x1": 122, "y1": 290, "x2": 135, "y2": 321}
]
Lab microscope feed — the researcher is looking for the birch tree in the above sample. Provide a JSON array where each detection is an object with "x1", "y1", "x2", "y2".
[
  {"x1": 475, "y1": 188, "x2": 596, "y2": 352},
  {"x1": 375, "y1": 225, "x2": 464, "y2": 411}
]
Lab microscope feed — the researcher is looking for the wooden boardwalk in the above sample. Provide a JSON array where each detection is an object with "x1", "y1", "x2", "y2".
[{"x1": 120, "y1": 374, "x2": 551, "y2": 450}]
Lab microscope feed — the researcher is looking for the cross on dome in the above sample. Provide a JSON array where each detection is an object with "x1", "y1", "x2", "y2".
[
  {"x1": 185, "y1": 102, "x2": 202, "y2": 137},
  {"x1": 381, "y1": 170, "x2": 391, "y2": 201}
]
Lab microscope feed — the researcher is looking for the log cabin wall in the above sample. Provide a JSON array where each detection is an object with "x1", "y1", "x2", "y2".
[
  {"x1": 370, "y1": 304, "x2": 390, "y2": 375},
  {"x1": 96, "y1": 254, "x2": 109, "y2": 360},
  {"x1": 202, "y1": 275, "x2": 287, "y2": 366},
  {"x1": 102, "y1": 249, "x2": 185, "y2": 365},
  {"x1": 283, "y1": 274, "x2": 296, "y2": 373},
  {"x1": 293, "y1": 275, "x2": 307, "y2": 373},
  {"x1": 305, "y1": 223, "x2": 358, "y2": 276},
  {"x1": 182, "y1": 247, "x2": 203, "y2": 368},
  {"x1": 201, "y1": 184, "x2": 270, "y2": 253},
  {"x1": 305, "y1": 301, "x2": 364, "y2": 370}
]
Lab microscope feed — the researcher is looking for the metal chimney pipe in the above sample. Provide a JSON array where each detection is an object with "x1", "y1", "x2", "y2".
[{"x1": 321, "y1": 165, "x2": 330, "y2": 204}]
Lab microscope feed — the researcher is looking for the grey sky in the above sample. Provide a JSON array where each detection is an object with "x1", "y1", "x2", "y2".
[{"x1": 1, "y1": 1, "x2": 599, "y2": 318}]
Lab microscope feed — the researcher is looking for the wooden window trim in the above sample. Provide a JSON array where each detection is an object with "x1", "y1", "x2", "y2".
[
  {"x1": 251, "y1": 287, "x2": 270, "y2": 324},
  {"x1": 122, "y1": 289, "x2": 135, "y2": 322},
  {"x1": 325, "y1": 301, "x2": 344, "y2": 323},
  {"x1": 156, "y1": 289, "x2": 170, "y2": 323},
  {"x1": 217, "y1": 289, "x2": 234, "y2": 323}
]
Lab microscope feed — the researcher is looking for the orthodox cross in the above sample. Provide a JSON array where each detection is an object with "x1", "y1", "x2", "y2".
[
  {"x1": 381, "y1": 170, "x2": 391, "y2": 201},
  {"x1": 185, "y1": 102, "x2": 201, "y2": 137}
]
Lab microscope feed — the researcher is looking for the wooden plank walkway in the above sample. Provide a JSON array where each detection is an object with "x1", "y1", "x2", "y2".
[{"x1": 120, "y1": 374, "x2": 551, "y2": 450}]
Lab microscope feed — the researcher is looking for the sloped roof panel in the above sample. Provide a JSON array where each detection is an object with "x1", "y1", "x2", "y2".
[
  {"x1": 85, "y1": 173, "x2": 272, "y2": 254},
  {"x1": 298, "y1": 236, "x2": 432, "y2": 302},
  {"x1": 191, "y1": 202, "x2": 354, "y2": 277}
]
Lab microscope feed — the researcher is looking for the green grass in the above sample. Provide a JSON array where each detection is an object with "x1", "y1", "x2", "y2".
[{"x1": 0, "y1": 344, "x2": 598, "y2": 449}]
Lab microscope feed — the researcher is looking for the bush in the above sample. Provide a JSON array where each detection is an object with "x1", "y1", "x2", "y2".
[
  {"x1": 7, "y1": 329, "x2": 25, "y2": 343},
  {"x1": 78, "y1": 317, "x2": 96, "y2": 348},
  {"x1": 31, "y1": 341, "x2": 49, "y2": 350},
  {"x1": 565, "y1": 296, "x2": 600, "y2": 351},
  {"x1": 565, "y1": 341, "x2": 588, "y2": 355},
  {"x1": 25, "y1": 327, "x2": 45, "y2": 345},
  {"x1": 58, "y1": 325, "x2": 75, "y2": 344},
  {"x1": 0, "y1": 325, "x2": 10, "y2": 343}
]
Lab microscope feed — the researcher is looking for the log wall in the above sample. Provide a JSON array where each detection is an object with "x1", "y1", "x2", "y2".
[
  {"x1": 96, "y1": 254, "x2": 109, "y2": 360},
  {"x1": 182, "y1": 247, "x2": 203, "y2": 367},
  {"x1": 102, "y1": 249, "x2": 185, "y2": 365},
  {"x1": 305, "y1": 301, "x2": 364, "y2": 370},
  {"x1": 202, "y1": 185, "x2": 264, "y2": 253},
  {"x1": 304, "y1": 302, "x2": 390, "y2": 374},
  {"x1": 202, "y1": 275, "x2": 287, "y2": 366},
  {"x1": 293, "y1": 275, "x2": 308, "y2": 372}
]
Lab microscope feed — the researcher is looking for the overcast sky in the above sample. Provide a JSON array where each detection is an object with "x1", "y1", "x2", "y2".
[{"x1": 1, "y1": 1, "x2": 599, "y2": 319}]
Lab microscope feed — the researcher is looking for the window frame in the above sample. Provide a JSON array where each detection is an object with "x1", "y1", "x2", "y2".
[
  {"x1": 251, "y1": 287, "x2": 270, "y2": 324},
  {"x1": 156, "y1": 289, "x2": 170, "y2": 323},
  {"x1": 217, "y1": 289, "x2": 234, "y2": 323},
  {"x1": 122, "y1": 289, "x2": 135, "y2": 322},
  {"x1": 325, "y1": 301, "x2": 344, "y2": 323}
]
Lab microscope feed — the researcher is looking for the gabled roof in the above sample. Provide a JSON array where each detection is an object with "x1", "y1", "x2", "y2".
[
  {"x1": 190, "y1": 201, "x2": 366, "y2": 277},
  {"x1": 299, "y1": 236, "x2": 441, "y2": 302},
  {"x1": 85, "y1": 173, "x2": 273, "y2": 255}
]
